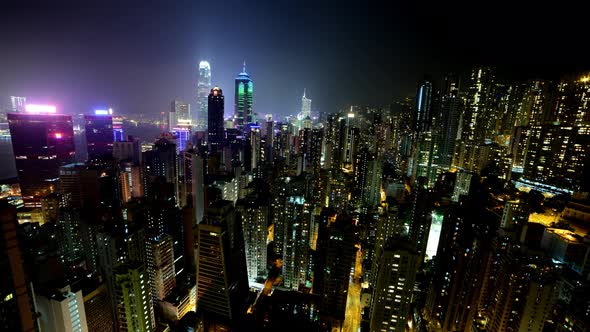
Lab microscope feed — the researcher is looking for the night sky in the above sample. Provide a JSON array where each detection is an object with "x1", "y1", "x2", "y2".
[{"x1": 0, "y1": 1, "x2": 587, "y2": 119}]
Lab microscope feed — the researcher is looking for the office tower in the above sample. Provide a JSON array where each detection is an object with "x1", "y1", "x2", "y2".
[
  {"x1": 369, "y1": 240, "x2": 418, "y2": 332},
  {"x1": 112, "y1": 115, "x2": 124, "y2": 142},
  {"x1": 113, "y1": 136, "x2": 141, "y2": 165},
  {"x1": 196, "y1": 60, "x2": 211, "y2": 131},
  {"x1": 236, "y1": 193, "x2": 269, "y2": 284},
  {"x1": 297, "y1": 89, "x2": 312, "y2": 129},
  {"x1": 173, "y1": 99, "x2": 191, "y2": 122},
  {"x1": 114, "y1": 262, "x2": 155, "y2": 332},
  {"x1": 314, "y1": 213, "x2": 355, "y2": 322},
  {"x1": 234, "y1": 62, "x2": 253, "y2": 132},
  {"x1": 173, "y1": 120, "x2": 192, "y2": 155},
  {"x1": 196, "y1": 200, "x2": 248, "y2": 323},
  {"x1": 0, "y1": 200, "x2": 36, "y2": 332},
  {"x1": 84, "y1": 111, "x2": 114, "y2": 162},
  {"x1": 147, "y1": 234, "x2": 176, "y2": 302},
  {"x1": 10, "y1": 96, "x2": 27, "y2": 112},
  {"x1": 35, "y1": 284, "x2": 88, "y2": 332},
  {"x1": 8, "y1": 107, "x2": 76, "y2": 201},
  {"x1": 82, "y1": 280, "x2": 114, "y2": 332},
  {"x1": 282, "y1": 196, "x2": 312, "y2": 290},
  {"x1": 207, "y1": 86, "x2": 225, "y2": 151}
]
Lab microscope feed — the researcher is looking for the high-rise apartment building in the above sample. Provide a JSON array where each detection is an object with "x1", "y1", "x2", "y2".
[
  {"x1": 146, "y1": 234, "x2": 176, "y2": 303},
  {"x1": 314, "y1": 213, "x2": 355, "y2": 321},
  {"x1": 36, "y1": 284, "x2": 88, "y2": 332},
  {"x1": 282, "y1": 196, "x2": 312, "y2": 290},
  {"x1": 236, "y1": 193, "x2": 269, "y2": 284},
  {"x1": 114, "y1": 262, "x2": 155, "y2": 332},
  {"x1": 369, "y1": 240, "x2": 418, "y2": 332}
]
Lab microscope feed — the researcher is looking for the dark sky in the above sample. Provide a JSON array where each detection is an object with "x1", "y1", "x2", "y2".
[{"x1": 0, "y1": 1, "x2": 587, "y2": 119}]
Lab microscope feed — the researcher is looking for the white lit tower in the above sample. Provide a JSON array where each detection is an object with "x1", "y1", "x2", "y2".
[{"x1": 196, "y1": 61, "x2": 211, "y2": 131}]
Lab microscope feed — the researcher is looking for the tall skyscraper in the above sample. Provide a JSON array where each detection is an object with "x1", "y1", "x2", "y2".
[
  {"x1": 0, "y1": 200, "x2": 36, "y2": 332},
  {"x1": 196, "y1": 61, "x2": 211, "y2": 131},
  {"x1": 84, "y1": 112, "x2": 114, "y2": 162},
  {"x1": 234, "y1": 62, "x2": 253, "y2": 133},
  {"x1": 8, "y1": 106, "x2": 76, "y2": 201},
  {"x1": 437, "y1": 87, "x2": 464, "y2": 171},
  {"x1": 208, "y1": 86, "x2": 225, "y2": 151}
]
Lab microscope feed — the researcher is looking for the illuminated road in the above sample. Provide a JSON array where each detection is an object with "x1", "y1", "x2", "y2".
[{"x1": 339, "y1": 248, "x2": 363, "y2": 332}]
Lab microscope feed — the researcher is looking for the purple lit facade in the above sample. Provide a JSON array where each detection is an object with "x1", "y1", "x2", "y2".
[{"x1": 7, "y1": 112, "x2": 76, "y2": 200}]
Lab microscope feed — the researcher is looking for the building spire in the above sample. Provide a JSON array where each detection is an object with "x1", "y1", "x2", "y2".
[
  {"x1": 303, "y1": 88, "x2": 306, "y2": 98},
  {"x1": 243, "y1": 60, "x2": 246, "y2": 73}
]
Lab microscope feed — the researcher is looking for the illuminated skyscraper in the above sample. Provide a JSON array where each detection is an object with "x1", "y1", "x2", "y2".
[
  {"x1": 196, "y1": 61, "x2": 211, "y2": 131},
  {"x1": 8, "y1": 106, "x2": 76, "y2": 201},
  {"x1": 208, "y1": 86, "x2": 225, "y2": 151},
  {"x1": 234, "y1": 62, "x2": 253, "y2": 133},
  {"x1": 84, "y1": 112, "x2": 114, "y2": 162}
]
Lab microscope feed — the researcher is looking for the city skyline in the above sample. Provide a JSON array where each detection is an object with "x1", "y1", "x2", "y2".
[
  {"x1": 1, "y1": 2, "x2": 588, "y2": 119},
  {"x1": 1, "y1": 2, "x2": 590, "y2": 332}
]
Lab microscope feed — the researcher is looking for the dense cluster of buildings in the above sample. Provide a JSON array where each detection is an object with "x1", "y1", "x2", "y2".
[{"x1": 0, "y1": 64, "x2": 589, "y2": 332}]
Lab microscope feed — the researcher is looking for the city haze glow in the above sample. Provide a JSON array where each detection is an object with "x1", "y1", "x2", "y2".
[{"x1": 24, "y1": 104, "x2": 57, "y2": 114}]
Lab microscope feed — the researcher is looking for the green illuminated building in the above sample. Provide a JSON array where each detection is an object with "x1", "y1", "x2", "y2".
[{"x1": 234, "y1": 62, "x2": 253, "y2": 132}]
